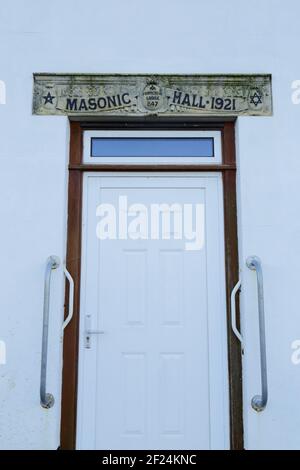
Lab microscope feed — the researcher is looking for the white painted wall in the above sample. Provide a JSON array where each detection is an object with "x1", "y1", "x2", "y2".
[{"x1": 0, "y1": 0, "x2": 299, "y2": 449}]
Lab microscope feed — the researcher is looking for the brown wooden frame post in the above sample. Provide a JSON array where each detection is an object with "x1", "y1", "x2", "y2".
[
  {"x1": 222, "y1": 122, "x2": 244, "y2": 450},
  {"x1": 60, "y1": 120, "x2": 243, "y2": 450},
  {"x1": 60, "y1": 122, "x2": 83, "y2": 449}
]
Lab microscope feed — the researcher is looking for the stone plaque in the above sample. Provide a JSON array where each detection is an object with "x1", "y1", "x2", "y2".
[{"x1": 33, "y1": 74, "x2": 272, "y2": 117}]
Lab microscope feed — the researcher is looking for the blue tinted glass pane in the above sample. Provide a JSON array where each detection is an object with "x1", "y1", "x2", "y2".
[{"x1": 91, "y1": 138, "x2": 214, "y2": 157}]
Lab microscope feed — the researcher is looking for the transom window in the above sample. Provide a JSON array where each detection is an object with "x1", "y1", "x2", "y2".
[{"x1": 83, "y1": 131, "x2": 222, "y2": 164}]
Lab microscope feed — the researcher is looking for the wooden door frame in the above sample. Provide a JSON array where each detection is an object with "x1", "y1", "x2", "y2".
[{"x1": 60, "y1": 119, "x2": 243, "y2": 450}]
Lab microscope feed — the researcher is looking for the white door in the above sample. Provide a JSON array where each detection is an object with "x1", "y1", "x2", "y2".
[{"x1": 76, "y1": 173, "x2": 229, "y2": 450}]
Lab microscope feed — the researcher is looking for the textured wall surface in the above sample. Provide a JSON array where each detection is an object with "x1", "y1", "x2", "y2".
[{"x1": 0, "y1": 0, "x2": 300, "y2": 449}]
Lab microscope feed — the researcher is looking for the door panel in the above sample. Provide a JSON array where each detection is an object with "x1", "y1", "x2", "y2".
[{"x1": 76, "y1": 173, "x2": 229, "y2": 450}]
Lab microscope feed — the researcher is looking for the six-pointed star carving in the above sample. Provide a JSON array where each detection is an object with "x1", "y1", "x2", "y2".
[
  {"x1": 250, "y1": 91, "x2": 263, "y2": 107},
  {"x1": 43, "y1": 92, "x2": 55, "y2": 104}
]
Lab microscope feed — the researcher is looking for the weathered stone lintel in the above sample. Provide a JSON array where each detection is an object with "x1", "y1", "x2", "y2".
[{"x1": 33, "y1": 74, "x2": 272, "y2": 117}]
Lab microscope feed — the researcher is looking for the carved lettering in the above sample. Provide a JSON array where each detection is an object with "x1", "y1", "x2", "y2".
[
  {"x1": 66, "y1": 98, "x2": 77, "y2": 111},
  {"x1": 33, "y1": 74, "x2": 272, "y2": 116}
]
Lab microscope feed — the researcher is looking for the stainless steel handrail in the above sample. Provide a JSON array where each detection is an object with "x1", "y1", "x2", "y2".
[
  {"x1": 40, "y1": 255, "x2": 60, "y2": 409},
  {"x1": 246, "y1": 256, "x2": 268, "y2": 412}
]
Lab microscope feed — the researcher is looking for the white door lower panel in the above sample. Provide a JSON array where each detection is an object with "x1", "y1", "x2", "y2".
[{"x1": 76, "y1": 173, "x2": 229, "y2": 450}]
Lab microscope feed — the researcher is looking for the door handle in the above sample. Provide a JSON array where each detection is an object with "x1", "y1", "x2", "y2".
[
  {"x1": 246, "y1": 256, "x2": 268, "y2": 412},
  {"x1": 62, "y1": 265, "x2": 74, "y2": 333},
  {"x1": 85, "y1": 314, "x2": 105, "y2": 349},
  {"x1": 40, "y1": 255, "x2": 60, "y2": 409},
  {"x1": 230, "y1": 279, "x2": 243, "y2": 351}
]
